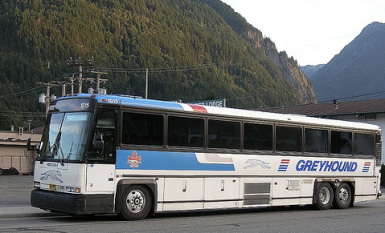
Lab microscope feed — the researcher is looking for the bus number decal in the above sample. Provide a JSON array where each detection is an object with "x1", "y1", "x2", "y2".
[
  {"x1": 80, "y1": 102, "x2": 90, "y2": 109},
  {"x1": 102, "y1": 99, "x2": 119, "y2": 104}
]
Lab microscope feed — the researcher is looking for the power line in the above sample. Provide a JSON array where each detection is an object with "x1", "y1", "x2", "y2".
[
  {"x1": 318, "y1": 89, "x2": 385, "y2": 103},
  {"x1": 0, "y1": 86, "x2": 44, "y2": 99},
  {"x1": 96, "y1": 63, "x2": 215, "y2": 74}
]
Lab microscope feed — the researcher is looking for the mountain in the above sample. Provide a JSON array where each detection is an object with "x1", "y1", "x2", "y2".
[
  {"x1": 311, "y1": 22, "x2": 385, "y2": 102},
  {"x1": 0, "y1": 0, "x2": 316, "y2": 130},
  {"x1": 301, "y1": 64, "x2": 324, "y2": 80}
]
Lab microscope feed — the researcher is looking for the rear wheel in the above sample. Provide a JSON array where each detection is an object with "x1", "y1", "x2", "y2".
[
  {"x1": 334, "y1": 183, "x2": 352, "y2": 209},
  {"x1": 315, "y1": 183, "x2": 334, "y2": 210},
  {"x1": 120, "y1": 185, "x2": 152, "y2": 221}
]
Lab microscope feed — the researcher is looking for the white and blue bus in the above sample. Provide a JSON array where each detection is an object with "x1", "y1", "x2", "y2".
[{"x1": 31, "y1": 94, "x2": 382, "y2": 220}]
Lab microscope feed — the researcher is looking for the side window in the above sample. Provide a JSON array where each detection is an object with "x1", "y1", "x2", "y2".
[
  {"x1": 305, "y1": 128, "x2": 328, "y2": 153},
  {"x1": 276, "y1": 126, "x2": 302, "y2": 152},
  {"x1": 168, "y1": 116, "x2": 204, "y2": 147},
  {"x1": 355, "y1": 133, "x2": 375, "y2": 155},
  {"x1": 96, "y1": 109, "x2": 115, "y2": 129},
  {"x1": 244, "y1": 123, "x2": 273, "y2": 151},
  {"x1": 331, "y1": 131, "x2": 352, "y2": 154},
  {"x1": 122, "y1": 112, "x2": 163, "y2": 146},
  {"x1": 91, "y1": 109, "x2": 116, "y2": 161},
  {"x1": 208, "y1": 120, "x2": 240, "y2": 149}
]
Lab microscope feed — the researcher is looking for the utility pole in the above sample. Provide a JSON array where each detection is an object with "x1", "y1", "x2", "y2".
[
  {"x1": 52, "y1": 81, "x2": 69, "y2": 97},
  {"x1": 37, "y1": 82, "x2": 60, "y2": 117},
  {"x1": 67, "y1": 57, "x2": 93, "y2": 93},
  {"x1": 65, "y1": 75, "x2": 76, "y2": 94},
  {"x1": 90, "y1": 70, "x2": 108, "y2": 94},
  {"x1": 145, "y1": 68, "x2": 149, "y2": 99}
]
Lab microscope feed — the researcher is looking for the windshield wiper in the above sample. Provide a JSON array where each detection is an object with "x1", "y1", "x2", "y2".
[{"x1": 51, "y1": 131, "x2": 65, "y2": 166}]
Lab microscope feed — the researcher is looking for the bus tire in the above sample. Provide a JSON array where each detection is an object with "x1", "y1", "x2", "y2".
[
  {"x1": 334, "y1": 182, "x2": 352, "y2": 209},
  {"x1": 315, "y1": 183, "x2": 334, "y2": 210},
  {"x1": 120, "y1": 185, "x2": 152, "y2": 221}
]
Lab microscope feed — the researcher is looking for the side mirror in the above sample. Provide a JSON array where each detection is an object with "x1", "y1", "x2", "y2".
[
  {"x1": 93, "y1": 133, "x2": 104, "y2": 152},
  {"x1": 27, "y1": 138, "x2": 40, "y2": 153}
]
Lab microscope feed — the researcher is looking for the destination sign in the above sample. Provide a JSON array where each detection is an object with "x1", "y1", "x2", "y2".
[{"x1": 49, "y1": 99, "x2": 96, "y2": 112}]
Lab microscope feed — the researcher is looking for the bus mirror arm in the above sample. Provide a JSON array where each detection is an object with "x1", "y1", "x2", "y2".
[{"x1": 27, "y1": 138, "x2": 40, "y2": 153}]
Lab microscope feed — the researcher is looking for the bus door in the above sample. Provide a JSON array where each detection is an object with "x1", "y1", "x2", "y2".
[{"x1": 86, "y1": 109, "x2": 117, "y2": 193}]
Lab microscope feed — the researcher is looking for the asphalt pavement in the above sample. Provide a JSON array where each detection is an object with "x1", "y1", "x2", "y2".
[
  {"x1": 0, "y1": 175, "x2": 47, "y2": 218},
  {"x1": 0, "y1": 175, "x2": 384, "y2": 219}
]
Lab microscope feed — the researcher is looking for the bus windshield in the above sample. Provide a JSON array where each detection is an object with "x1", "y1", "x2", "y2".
[{"x1": 38, "y1": 112, "x2": 93, "y2": 162}]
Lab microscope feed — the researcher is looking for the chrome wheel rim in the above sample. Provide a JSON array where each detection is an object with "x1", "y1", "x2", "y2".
[
  {"x1": 126, "y1": 190, "x2": 145, "y2": 213},
  {"x1": 319, "y1": 187, "x2": 331, "y2": 204},
  {"x1": 338, "y1": 187, "x2": 349, "y2": 203}
]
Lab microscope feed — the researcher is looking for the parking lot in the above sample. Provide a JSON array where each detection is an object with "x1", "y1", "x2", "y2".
[{"x1": 0, "y1": 175, "x2": 33, "y2": 206}]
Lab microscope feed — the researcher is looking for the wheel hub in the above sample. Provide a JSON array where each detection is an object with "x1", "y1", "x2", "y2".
[
  {"x1": 339, "y1": 188, "x2": 349, "y2": 201},
  {"x1": 126, "y1": 190, "x2": 145, "y2": 213},
  {"x1": 320, "y1": 187, "x2": 330, "y2": 204}
]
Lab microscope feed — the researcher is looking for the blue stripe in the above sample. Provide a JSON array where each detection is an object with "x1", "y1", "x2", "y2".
[
  {"x1": 362, "y1": 167, "x2": 370, "y2": 172},
  {"x1": 116, "y1": 150, "x2": 235, "y2": 171},
  {"x1": 278, "y1": 165, "x2": 288, "y2": 172}
]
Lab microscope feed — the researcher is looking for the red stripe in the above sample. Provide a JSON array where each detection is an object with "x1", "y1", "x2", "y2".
[
  {"x1": 188, "y1": 104, "x2": 208, "y2": 113},
  {"x1": 364, "y1": 162, "x2": 371, "y2": 166},
  {"x1": 281, "y1": 159, "x2": 290, "y2": 164}
]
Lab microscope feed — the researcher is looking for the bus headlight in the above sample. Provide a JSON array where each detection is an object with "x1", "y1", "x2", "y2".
[
  {"x1": 65, "y1": 186, "x2": 82, "y2": 193},
  {"x1": 66, "y1": 186, "x2": 75, "y2": 192},
  {"x1": 34, "y1": 181, "x2": 41, "y2": 189}
]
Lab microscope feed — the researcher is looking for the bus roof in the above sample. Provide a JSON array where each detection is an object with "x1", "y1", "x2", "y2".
[{"x1": 57, "y1": 94, "x2": 381, "y2": 132}]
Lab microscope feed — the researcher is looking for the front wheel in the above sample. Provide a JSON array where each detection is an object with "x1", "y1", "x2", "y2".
[
  {"x1": 334, "y1": 183, "x2": 352, "y2": 209},
  {"x1": 120, "y1": 185, "x2": 152, "y2": 221},
  {"x1": 315, "y1": 183, "x2": 334, "y2": 210}
]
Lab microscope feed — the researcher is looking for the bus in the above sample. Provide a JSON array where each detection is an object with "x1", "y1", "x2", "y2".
[{"x1": 31, "y1": 93, "x2": 382, "y2": 220}]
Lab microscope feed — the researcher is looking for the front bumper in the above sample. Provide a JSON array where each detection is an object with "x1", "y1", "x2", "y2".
[{"x1": 31, "y1": 189, "x2": 114, "y2": 215}]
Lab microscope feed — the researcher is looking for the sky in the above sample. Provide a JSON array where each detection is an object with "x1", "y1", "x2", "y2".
[{"x1": 221, "y1": 0, "x2": 385, "y2": 66}]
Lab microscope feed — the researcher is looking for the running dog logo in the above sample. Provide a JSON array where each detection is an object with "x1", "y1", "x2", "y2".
[
  {"x1": 40, "y1": 170, "x2": 63, "y2": 183},
  {"x1": 244, "y1": 159, "x2": 271, "y2": 169}
]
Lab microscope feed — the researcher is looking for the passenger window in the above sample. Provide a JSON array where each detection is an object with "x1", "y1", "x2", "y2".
[
  {"x1": 355, "y1": 133, "x2": 375, "y2": 155},
  {"x1": 305, "y1": 128, "x2": 328, "y2": 153},
  {"x1": 208, "y1": 120, "x2": 240, "y2": 149},
  {"x1": 122, "y1": 112, "x2": 163, "y2": 146},
  {"x1": 276, "y1": 126, "x2": 302, "y2": 152},
  {"x1": 168, "y1": 116, "x2": 204, "y2": 147},
  {"x1": 331, "y1": 131, "x2": 352, "y2": 154},
  {"x1": 244, "y1": 123, "x2": 273, "y2": 150}
]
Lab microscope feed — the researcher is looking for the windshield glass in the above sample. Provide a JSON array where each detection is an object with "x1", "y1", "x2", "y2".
[{"x1": 39, "y1": 112, "x2": 93, "y2": 161}]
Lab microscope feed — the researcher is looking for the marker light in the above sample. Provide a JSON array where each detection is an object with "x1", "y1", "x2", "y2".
[{"x1": 34, "y1": 181, "x2": 41, "y2": 189}]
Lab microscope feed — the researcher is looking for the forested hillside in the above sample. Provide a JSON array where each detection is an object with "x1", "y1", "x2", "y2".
[{"x1": 0, "y1": 0, "x2": 316, "y2": 130}]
